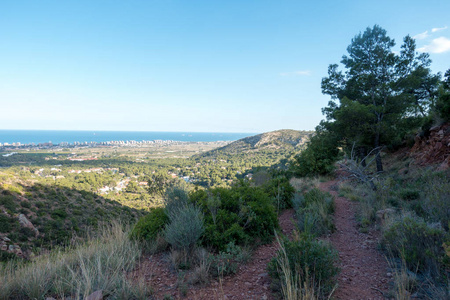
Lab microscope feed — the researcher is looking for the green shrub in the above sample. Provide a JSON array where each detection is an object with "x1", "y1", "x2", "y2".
[
  {"x1": 164, "y1": 204, "x2": 204, "y2": 252},
  {"x1": 398, "y1": 188, "x2": 420, "y2": 201},
  {"x1": 382, "y1": 213, "x2": 448, "y2": 277},
  {"x1": 421, "y1": 171, "x2": 450, "y2": 231},
  {"x1": 130, "y1": 207, "x2": 169, "y2": 241},
  {"x1": 0, "y1": 250, "x2": 19, "y2": 262},
  {"x1": 18, "y1": 227, "x2": 36, "y2": 241},
  {"x1": 0, "y1": 214, "x2": 18, "y2": 233},
  {"x1": 164, "y1": 185, "x2": 190, "y2": 219},
  {"x1": 190, "y1": 182, "x2": 279, "y2": 250},
  {"x1": 290, "y1": 132, "x2": 340, "y2": 177},
  {"x1": 268, "y1": 234, "x2": 339, "y2": 297},
  {"x1": 209, "y1": 242, "x2": 251, "y2": 277},
  {"x1": 263, "y1": 175, "x2": 295, "y2": 210},
  {"x1": 293, "y1": 188, "x2": 335, "y2": 237},
  {"x1": 0, "y1": 195, "x2": 18, "y2": 213},
  {"x1": 50, "y1": 209, "x2": 68, "y2": 220},
  {"x1": 20, "y1": 201, "x2": 31, "y2": 209}
]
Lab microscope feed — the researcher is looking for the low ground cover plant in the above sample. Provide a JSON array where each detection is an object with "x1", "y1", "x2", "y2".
[
  {"x1": 268, "y1": 233, "x2": 339, "y2": 299},
  {"x1": 293, "y1": 188, "x2": 335, "y2": 237}
]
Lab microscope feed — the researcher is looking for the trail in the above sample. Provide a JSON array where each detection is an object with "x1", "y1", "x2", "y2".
[
  {"x1": 133, "y1": 209, "x2": 296, "y2": 300},
  {"x1": 319, "y1": 180, "x2": 389, "y2": 300}
]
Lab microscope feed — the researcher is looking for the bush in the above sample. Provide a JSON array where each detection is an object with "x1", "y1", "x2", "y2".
[
  {"x1": 164, "y1": 185, "x2": 190, "y2": 219},
  {"x1": 293, "y1": 188, "x2": 335, "y2": 237},
  {"x1": 208, "y1": 242, "x2": 251, "y2": 277},
  {"x1": 164, "y1": 204, "x2": 204, "y2": 252},
  {"x1": 398, "y1": 188, "x2": 420, "y2": 201},
  {"x1": 0, "y1": 214, "x2": 18, "y2": 233},
  {"x1": 50, "y1": 209, "x2": 68, "y2": 220},
  {"x1": 0, "y1": 195, "x2": 18, "y2": 213},
  {"x1": 382, "y1": 213, "x2": 449, "y2": 277},
  {"x1": 190, "y1": 182, "x2": 279, "y2": 250},
  {"x1": 263, "y1": 175, "x2": 295, "y2": 210},
  {"x1": 421, "y1": 171, "x2": 450, "y2": 231},
  {"x1": 130, "y1": 207, "x2": 169, "y2": 241},
  {"x1": 290, "y1": 132, "x2": 340, "y2": 177},
  {"x1": 0, "y1": 250, "x2": 19, "y2": 262},
  {"x1": 268, "y1": 234, "x2": 339, "y2": 298}
]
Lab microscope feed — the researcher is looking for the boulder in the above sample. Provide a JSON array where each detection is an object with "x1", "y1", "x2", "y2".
[{"x1": 18, "y1": 214, "x2": 39, "y2": 235}]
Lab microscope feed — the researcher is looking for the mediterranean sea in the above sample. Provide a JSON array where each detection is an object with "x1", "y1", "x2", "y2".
[{"x1": 0, "y1": 130, "x2": 256, "y2": 145}]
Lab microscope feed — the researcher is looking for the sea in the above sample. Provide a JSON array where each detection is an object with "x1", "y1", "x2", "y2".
[{"x1": 0, "y1": 130, "x2": 255, "y2": 145}]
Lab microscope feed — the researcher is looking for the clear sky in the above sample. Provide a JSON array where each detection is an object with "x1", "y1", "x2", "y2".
[{"x1": 1, "y1": 0, "x2": 449, "y2": 133}]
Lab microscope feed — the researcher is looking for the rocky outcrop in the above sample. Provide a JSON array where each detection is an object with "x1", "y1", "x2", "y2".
[
  {"x1": 0, "y1": 236, "x2": 22, "y2": 256},
  {"x1": 410, "y1": 123, "x2": 450, "y2": 170},
  {"x1": 18, "y1": 213, "x2": 39, "y2": 235}
]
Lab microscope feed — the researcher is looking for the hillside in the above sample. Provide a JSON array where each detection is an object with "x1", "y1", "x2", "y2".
[
  {"x1": 200, "y1": 129, "x2": 313, "y2": 156},
  {"x1": 0, "y1": 171, "x2": 145, "y2": 261}
]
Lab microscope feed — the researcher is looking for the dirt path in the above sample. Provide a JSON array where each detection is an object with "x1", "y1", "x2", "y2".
[
  {"x1": 319, "y1": 180, "x2": 389, "y2": 300},
  {"x1": 133, "y1": 209, "x2": 296, "y2": 300}
]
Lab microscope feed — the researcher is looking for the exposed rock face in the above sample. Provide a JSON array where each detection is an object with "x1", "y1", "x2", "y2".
[
  {"x1": 18, "y1": 213, "x2": 39, "y2": 235},
  {"x1": 410, "y1": 123, "x2": 450, "y2": 170},
  {"x1": 1, "y1": 236, "x2": 23, "y2": 256}
]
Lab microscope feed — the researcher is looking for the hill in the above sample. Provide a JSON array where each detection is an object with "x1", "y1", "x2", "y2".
[
  {"x1": 200, "y1": 129, "x2": 313, "y2": 156},
  {"x1": 0, "y1": 171, "x2": 145, "y2": 261}
]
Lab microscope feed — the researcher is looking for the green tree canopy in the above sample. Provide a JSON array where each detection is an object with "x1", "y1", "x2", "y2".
[{"x1": 321, "y1": 25, "x2": 439, "y2": 171}]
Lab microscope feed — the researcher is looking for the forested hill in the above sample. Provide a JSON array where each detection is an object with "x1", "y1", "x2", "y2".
[{"x1": 200, "y1": 129, "x2": 313, "y2": 156}]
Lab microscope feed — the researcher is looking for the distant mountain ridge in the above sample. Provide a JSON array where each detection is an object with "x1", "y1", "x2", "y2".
[{"x1": 201, "y1": 129, "x2": 313, "y2": 156}]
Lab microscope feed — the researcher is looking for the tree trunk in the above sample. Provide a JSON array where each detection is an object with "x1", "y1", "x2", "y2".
[
  {"x1": 359, "y1": 147, "x2": 367, "y2": 167},
  {"x1": 374, "y1": 131, "x2": 383, "y2": 172}
]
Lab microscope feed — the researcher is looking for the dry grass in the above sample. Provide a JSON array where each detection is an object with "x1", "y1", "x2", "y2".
[
  {"x1": 390, "y1": 260, "x2": 418, "y2": 300},
  {"x1": 290, "y1": 177, "x2": 320, "y2": 193},
  {"x1": 0, "y1": 222, "x2": 151, "y2": 300},
  {"x1": 275, "y1": 234, "x2": 323, "y2": 300}
]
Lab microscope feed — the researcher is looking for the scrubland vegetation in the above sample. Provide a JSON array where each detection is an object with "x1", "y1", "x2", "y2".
[
  {"x1": 338, "y1": 163, "x2": 450, "y2": 298},
  {"x1": 1, "y1": 24, "x2": 449, "y2": 300},
  {"x1": 286, "y1": 25, "x2": 450, "y2": 299},
  {"x1": 0, "y1": 222, "x2": 150, "y2": 300},
  {"x1": 269, "y1": 179, "x2": 339, "y2": 299}
]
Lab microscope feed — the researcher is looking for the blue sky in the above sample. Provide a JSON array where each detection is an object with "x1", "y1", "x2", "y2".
[{"x1": 1, "y1": 0, "x2": 449, "y2": 133}]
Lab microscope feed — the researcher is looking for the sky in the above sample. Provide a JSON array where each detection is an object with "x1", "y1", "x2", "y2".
[{"x1": 1, "y1": 0, "x2": 449, "y2": 133}]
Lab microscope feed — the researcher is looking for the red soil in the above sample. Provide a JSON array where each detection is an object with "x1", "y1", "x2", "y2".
[
  {"x1": 319, "y1": 180, "x2": 390, "y2": 300},
  {"x1": 131, "y1": 209, "x2": 296, "y2": 300},
  {"x1": 132, "y1": 179, "x2": 391, "y2": 299}
]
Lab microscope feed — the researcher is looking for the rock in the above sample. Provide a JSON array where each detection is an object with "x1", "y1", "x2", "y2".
[
  {"x1": 2, "y1": 236, "x2": 11, "y2": 242},
  {"x1": 86, "y1": 290, "x2": 103, "y2": 300},
  {"x1": 18, "y1": 214, "x2": 39, "y2": 235}
]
